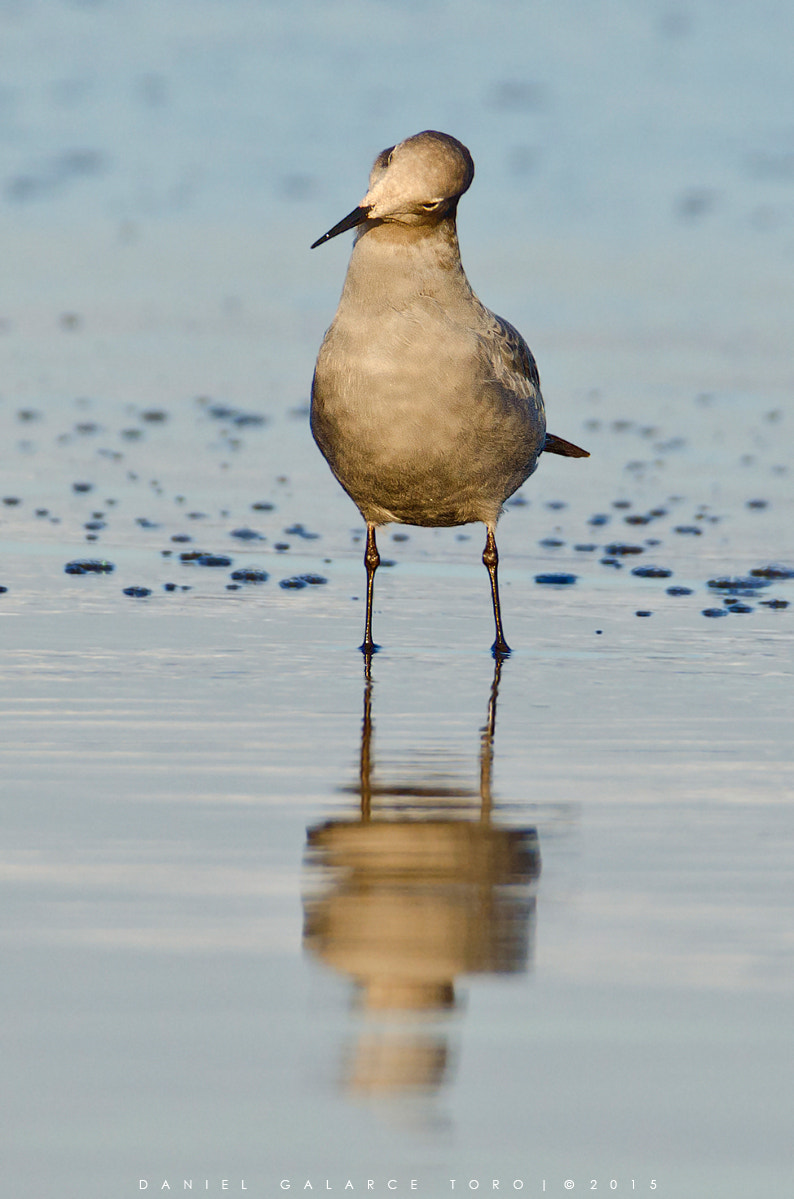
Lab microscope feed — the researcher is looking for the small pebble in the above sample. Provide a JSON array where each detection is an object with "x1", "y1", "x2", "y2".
[
  {"x1": 230, "y1": 569, "x2": 269, "y2": 583},
  {"x1": 635, "y1": 610, "x2": 652, "y2": 617},
  {"x1": 750, "y1": 564, "x2": 794, "y2": 580},
  {"x1": 64, "y1": 560, "x2": 115, "y2": 574},
  {"x1": 666, "y1": 586, "x2": 693, "y2": 596},
  {"x1": 123, "y1": 586, "x2": 151, "y2": 597},
  {"x1": 702, "y1": 608, "x2": 728, "y2": 618},
  {"x1": 535, "y1": 573, "x2": 577, "y2": 585},
  {"x1": 230, "y1": 527, "x2": 265, "y2": 541},
  {"x1": 632, "y1": 566, "x2": 673, "y2": 578},
  {"x1": 196, "y1": 555, "x2": 233, "y2": 567}
]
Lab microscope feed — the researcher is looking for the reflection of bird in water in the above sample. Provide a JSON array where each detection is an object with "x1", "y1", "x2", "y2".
[
  {"x1": 302, "y1": 658, "x2": 540, "y2": 1095},
  {"x1": 311, "y1": 129, "x2": 589, "y2": 656}
]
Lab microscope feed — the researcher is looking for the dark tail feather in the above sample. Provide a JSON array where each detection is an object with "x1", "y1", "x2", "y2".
[{"x1": 544, "y1": 433, "x2": 590, "y2": 458}]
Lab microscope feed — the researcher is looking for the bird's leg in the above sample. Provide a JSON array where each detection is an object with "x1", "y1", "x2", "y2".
[
  {"x1": 483, "y1": 526, "x2": 511, "y2": 657},
  {"x1": 361, "y1": 522, "x2": 381, "y2": 656}
]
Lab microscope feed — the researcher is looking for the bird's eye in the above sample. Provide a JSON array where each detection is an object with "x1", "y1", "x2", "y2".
[{"x1": 420, "y1": 200, "x2": 442, "y2": 211}]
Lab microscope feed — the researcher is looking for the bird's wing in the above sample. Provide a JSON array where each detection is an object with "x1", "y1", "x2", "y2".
[{"x1": 474, "y1": 309, "x2": 542, "y2": 401}]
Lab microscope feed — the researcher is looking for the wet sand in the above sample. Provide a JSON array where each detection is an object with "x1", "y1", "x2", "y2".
[{"x1": 1, "y1": 3, "x2": 793, "y2": 1197}]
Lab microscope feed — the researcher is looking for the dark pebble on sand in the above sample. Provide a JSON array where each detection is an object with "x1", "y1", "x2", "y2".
[
  {"x1": 540, "y1": 538, "x2": 565, "y2": 548},
  {"x1": 283, "y1": 523, "x2": 320, "y2": 540},
  {"x1": 600, "y1": 558, "x2": 623, "y2": 568},
  {"x1": 589, "y1": 514, "x2": 610, "y2": 526},
  {"x1": 164, "y1": 583, "x2": 177, "y2": 591},
  {"x1": 632, "y1": 566, "x2": 673, "y2": 578},
  {"x1": 708, "y1": 576, "x2": 770, "y2": 593},
  {"x1": 727, "y1": 603, "x2": 753, "y2": 613},
  {"x1": 171, "y1": 534, "x2": 192, "y2": 543},
  {"x1": 299, "y1": 573, "x2": 327, "y2": 585},
  {"x1": 230, "y1": 569, "x2": 269, "y2": 583},
  {"x1": 674, "y1": 526, "x2": 702, "y2": 535},
  {"x1": 196, "y1": 555, "x2": 233, "y2": 567},
  {"x1": 0, "y1": 585, "x2": 7, "y2": 593},
  {"x1": 746, "y1": 499, "x2": 768, "y2": 509},
  {"x1": 123, "y1": 587, "x2": 151, "y2": 597},
  {"x1": 624, "y1": 514, "x2": 651, "y2": 525},
  {"x1": 280, "y1": 577, "x2": 308, "y2": 589},
  {"x1": 230, "y1": 527, "x2": 265, "y2": 541},
  {"x1": 750, "y1": 564, "x2": 794, "y2": 580},
  {"x1": 667, "y1": 586, "x2": 693, "y2": 596},
  {"x1": 140, "y1": 409, "x2": 168, "y2": 422},
  {"x1": 3, "y1": 496, "x2": 21, "y2": 506},
  {"x1": 84, "y1": 520, "x2": 105, "y2": 530},
  {"x1": 72, "y1": 482, "x2": 93, "y2": 493},
  {"x1": 274, "y1": 542, "x2": 290, "y2": 552},
  {"x1": 760, "y1": 599, "x2": 789, "y2": 609},
  {"x1": 65, "y1": 559, "x2": 115, "y2": 574},
  {"x1": 574, "y1": 544, "x2": 597, "y2": 552},
  {"x1": 702, "y1": 608, "x2": 728, "y2": 618},
  {"x1": 606, "y1": 543, "x2": 645, "y2": 556},
  {"x1": 535, "y1": 573, "x2": 577, "y2": 586},
  {"x1": 137, "y1": 518, "x2": 160, "y2": 529},
  {"x1": 251, "y1": 502, "x2": 275, "y2": 511},
  {"x1": 635, "y1": 610, "x2": 652, "y2": 617}
]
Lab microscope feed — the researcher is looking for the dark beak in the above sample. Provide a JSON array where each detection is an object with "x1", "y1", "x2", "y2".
[{"x1": 311, "y1": 205, "x2": 371, "y2": 249}]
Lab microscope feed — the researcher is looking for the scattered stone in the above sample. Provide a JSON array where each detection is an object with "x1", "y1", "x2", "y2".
[
  {"x1": 230, "y1": 527, "x2": 265, "y2": 541},
  {"x1": 64, "y1": 559, "x2": 115, "y2": 574},
  {"x1": 196, "y1": 555, "x2": 233, "y2": 567},
  {"x1": 230, "y1": 569, "x2": 269, "y2": 583},
  {"x1": 283, "y1": 523, "x2": 320, "y2": 539},
  {"x1": 632, "y1": 566, "x2": 673, "y2": 578},
  {"x1": 123, "y1": 586, "x2": 152, "y2": 597},
  {"x1": 535, "y1": 573, "x2": 577, "y2": 585},
  {"x1": 749, "y1": 564, "x2": 794, "y2": 580}
]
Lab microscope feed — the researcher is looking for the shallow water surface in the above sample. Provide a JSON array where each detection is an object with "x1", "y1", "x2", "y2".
[{"x1": 1, "y1": 3, "x2": 793, "y2": 1197}]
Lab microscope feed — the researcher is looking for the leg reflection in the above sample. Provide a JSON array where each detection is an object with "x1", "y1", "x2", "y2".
[{"x1": 302, "y1": 656, "x2": 540, "y2": 1095}]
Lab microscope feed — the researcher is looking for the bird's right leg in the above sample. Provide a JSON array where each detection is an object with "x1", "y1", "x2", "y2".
[{"x1": 361, "y1": 522, "x2": 380, "y2": 655}]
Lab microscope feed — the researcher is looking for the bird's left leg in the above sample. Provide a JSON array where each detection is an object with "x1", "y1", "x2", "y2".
[{"x1": 482, "y1": 525, "x2": 511, "y2": 657}]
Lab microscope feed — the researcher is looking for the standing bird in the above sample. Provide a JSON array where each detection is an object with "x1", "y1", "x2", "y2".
[{"x1": 311, "y1": 130, "x2": 588, "y2": 657}]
